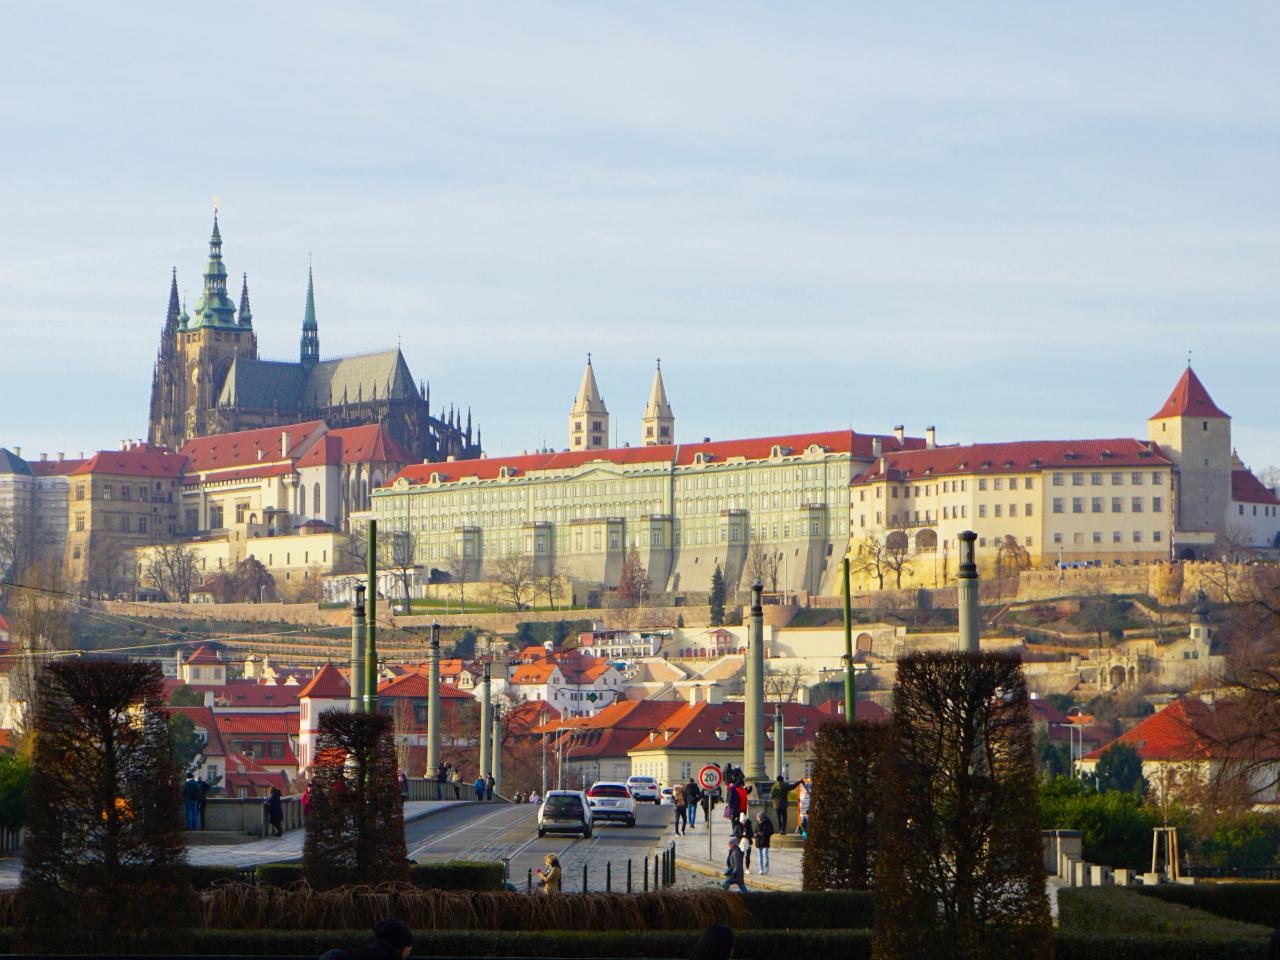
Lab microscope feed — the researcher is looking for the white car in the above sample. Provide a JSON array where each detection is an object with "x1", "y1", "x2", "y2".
[
  {"x1": 626, "y1": 775, "x2": 660, "y2": 803},
  {"x1": 659, "y1": 786, "x2": 675, "y2": 806},
  {"x1": 537, "y1": 790, "x2": 593, "y2": 838},
  {"x1": 586, "y1": 781, "x2": 636, "y2": 827}
]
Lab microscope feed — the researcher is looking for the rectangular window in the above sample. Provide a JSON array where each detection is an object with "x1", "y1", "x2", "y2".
[
  {"x1": 1133, "y1": 530, "x2": 1143, "y2": 542},
  {"x1": 102, "y1": 484, "x2": 112, "y2": 500},
  {"x1": 1009, "y1": 477, "x2": 1018, "y2": 490},
  {"x1": 1072, "y1": 473, "x2": 1084, "y2": 486},
  {"x1": 121, "y1": 486, "x2": 131, "y2": 501},
  {"x1": 993, "y1": 504, "x2": 1002, "y2": 517},
  {"x1": 75, "y1": 484, "x2": 85, "y2": 500},
  {"x1": 1111, "y1": 498, "x2": 1122, "y2": 513},
  {"x1": 1131, "y1": 497, "x2": 1143, "y2": 513},
  {"x1": 1152, "y1": 497, "x2": 1162, "y2": 513},
  {"x1": 138, "y1": 516, "x2": 147, "y2": 533},
  {"x1": 1112, "y1": 531, "x2": 1122, "y2": 543},
  {"x1": 1153, "y1": 530, "x2": 1163, "y2": 542},
  {"x1": 978, "y1": 479, "x2": 987, "y2": 491},
  {"x1": 1091, "y1": 473, "x2": 1103, "y2": 485},
  {"x1": 1052, "y1": 473, "x2": 1064, "y2": 487},
  {"x1": 1008, "y1": 503, "x2": 1017, "y2": 517},
  {"x1": 1025, "y1": 536, "x2": 1034, "y2": 547},
  {"x1": 1131, "y1": 472, "x2": 1143, "y2": 485},
  {"x1": 1025, "y1": 503, "x2": 1033, "y2": 516},
  {"x1": 993, "y1": 478, "x2": 1003, "y2": 490},
  {"x1": 1052, "y1": 498, "x2": 1063, "y2": 514},
  {"x1": 1092, "y1": 531, "x2": 1102, "y2": 543},
  {"x1": 75, "y1": 514, "x2": 84, "y2": 532},
  {"x1": 1072, "y1": 497, "x2": 1083, "y2": 513},
  {"x1": 1025, "y1": 477, "x2": 1033, "y2": 489},
  {"x1": 978, "y1": 505, "x2": 987, "y2": 518},
  {"x1": 1091, "y1": 497, "x2": 1103, "y2": 513},
  {"x1": 1073, "y1": 532, "x2": 1083, "y2": 545},
  {"x1": 1053, "y1": 532, "x2": 1063, "y2": 544},
  {"x1": 1112, "y1": 472, "x2": 1123, "y2": 485}
]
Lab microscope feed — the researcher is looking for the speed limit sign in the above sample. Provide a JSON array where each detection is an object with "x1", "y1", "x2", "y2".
[{"x1": 698, "y1": 764, "x2": 722, "y2": 791}]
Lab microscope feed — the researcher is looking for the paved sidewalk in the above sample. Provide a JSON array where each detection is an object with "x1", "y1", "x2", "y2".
[
  {"x1": 668, "y1": 818, "x2": 805, "y2": 891},
  {"x1": 0, "y1": 799, "x2": 470, "y2": 888}
]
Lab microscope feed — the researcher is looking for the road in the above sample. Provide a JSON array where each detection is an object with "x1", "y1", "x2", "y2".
[{"x1": 407, "y1": 800, "x2": 678, "y2": 892}]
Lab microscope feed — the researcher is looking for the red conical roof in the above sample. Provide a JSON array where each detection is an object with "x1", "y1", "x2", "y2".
[
  {"x1": 297, "y1": 662, "x2": 350, "y2": 700},
  {"x1": 1150, "y1": 367, "x2": 1228, "y2": 420}
]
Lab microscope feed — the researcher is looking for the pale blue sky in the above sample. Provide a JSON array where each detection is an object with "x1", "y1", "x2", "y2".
[{"x1": 2, "y1": 3, "x2": 1278, "y2": 470}]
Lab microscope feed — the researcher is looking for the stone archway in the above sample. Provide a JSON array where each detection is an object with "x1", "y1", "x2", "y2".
[
  {"x1": 856, "y1": 632, "x2": 874, "y2": 654},
  {"x1": 886, "y1": 530, "x2": 909, "y2": 552},
  {"x1": 915, "y1": 529, "x2": 938, "y2": 553},
  {"x1": 1179, "y1": 547, "x2": 1198, "y2": 561},
  {"x1": 1109, "y1": 664, "x2": 1127, "y2": 689}
]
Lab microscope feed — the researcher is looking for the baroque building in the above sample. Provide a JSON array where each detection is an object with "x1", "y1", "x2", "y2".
[{"x1": 148, "y1": 213, "x2": 481, "y2": 463}]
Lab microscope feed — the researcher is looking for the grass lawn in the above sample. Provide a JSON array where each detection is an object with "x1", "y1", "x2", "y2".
[{"x1": 1057, "y1": 886, "x2": 1271, "y2": 942}]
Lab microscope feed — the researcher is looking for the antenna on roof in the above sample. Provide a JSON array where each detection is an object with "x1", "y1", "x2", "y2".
[{"x1": 1187, "y1": 348, "x2": 1192, "y2": 368}]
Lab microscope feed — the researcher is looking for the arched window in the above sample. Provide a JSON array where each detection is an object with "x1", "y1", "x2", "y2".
[{"x1": 313, "y1": 482, "x2": 321, "y2": 517}]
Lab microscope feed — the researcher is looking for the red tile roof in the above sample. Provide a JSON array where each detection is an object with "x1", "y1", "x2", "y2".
[
  {"x1": 184, "y1": 679, "x2": 300, "y2": 709},
  {"x1": 1080, "y1": 698, "x2": 1264, "y2": 762},
  {"x1": 69, "y1": 444, "x2": 186, "y2": 478},
  {"x1": 180, "y1": 421, "x2": 325, "y2": 472},
  {"x1": 854, "y1": 438, "x2": 1170, "y2": 483},
  {"x1": 1150, "y1": 367, "x2": 1229, "y2": 420},
  {"x1": 389, "y1": 430, "x2": 924, "y2": 487},
  {"x1": 536, "y1": 698, "x2": 685, "y2": 736},
  {"x1": 28, "y1": 458, "x2": 87, "y2": 477},
  {"x1": 1232, "y1": 469, "x2": 1279, "y2": 506},
  {"x1": 296, "y1": 663, "x2": 350, "y2": 700},
  {"x1": 223, "y1": 753, "x2": 290, "y2": 795},
  {"x1": 182, "y1": 463, "x2": 294, "y2": 486},
  {"x1": 214, "y1": 713, "x2": 299, "y2": 736},
  {"x1": 505, "y1": 699, "x2": 560, "y2": 733},
  {"x1": 814, "y1": 699, "x2": 893, "y2": 722},
  {"x1": 0, "y1": 613, "x2": 9, "y2": 634},
  {"x1": 510, "y1": 662, "x2": 559, "y2": 685},
  {"x1": 184, "y1": 644, "x2": 224, "y2": 666},
  {"x1": 377, "y1": 673, "x2": 474, "y2": 699},
  {"x1": 295, "y1": 424, "x2": 413, "y2": 468},
  {"x1": 628, "y1": 701, "x2": 840, "y2": 753}
]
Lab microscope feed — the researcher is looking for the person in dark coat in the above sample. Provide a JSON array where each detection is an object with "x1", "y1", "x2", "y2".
[
  {"x1": 754, "y1": 811, "x2": 774, "y2": 874},
  {"x1": 690, "y1": 923, "x2": 735, "y2": 960},
  {"x1": 182, "y1": 774, "x2": 202, "y2": 830},
  {"x1": 721, "y1": 837, "x2": 746, "y2": 893},
  {"x1": 266, "y1": 786, "x2": 284, "y2": 837},
  {"x1": 197, "y1": 776, "x2": 211, "y2": 829},
  {"x1": 398, "y1": 770, "x2": 409, "y2": 800},
  {"x1": 732, "y1": 812, "x2": 755, "y2": 872},
  {"x1": 485, "y1": 773, "x2": 495, "y2": 801},
  {"x1": 684, "y1": 779, "x2": 702, "y2": 828},
  {"x1": 474, "y1": 775, "x2": 486, "y2": 801},
  {"x1": 770, "y1": 775, "x2": 803, "y2": 834},
  {"x1": 342, "y1": 918, "x2": 414, "y2": 960}
]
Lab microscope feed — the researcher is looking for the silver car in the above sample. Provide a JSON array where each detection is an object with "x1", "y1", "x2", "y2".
[{"x1": 537, "y1": 789, "x2": 593, "y2": 838}]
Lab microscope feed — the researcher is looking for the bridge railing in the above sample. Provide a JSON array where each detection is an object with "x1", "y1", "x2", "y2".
[
  {"x1": 406, "y1": 778, "x2": 467, "y2": 802},
  {"x1": 203, "y1": 795, "x2": 304, "y2": 837},
  {"x1": 0, "y1": 825, "x2": 23, "y2": 854}
]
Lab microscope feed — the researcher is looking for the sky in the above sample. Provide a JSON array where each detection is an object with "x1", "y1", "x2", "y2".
[{"x1": 1, "y1": 2, "x2": 1278, "y2": 470}]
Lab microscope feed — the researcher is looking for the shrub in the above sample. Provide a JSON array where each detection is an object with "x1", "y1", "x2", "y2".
[
  {"x1": 875, "y1": 651, "x2": 1051, "y2": 960},
  {"x1": 303, "y1": 709, "x2": 408, "y2": 889},
  {"x1": 16, "y1": 658, "x2": 196, "y2": 953},
  {"x1": 741, "y1": 890, "x2": 873, "y2": 929},
  {"x1": 802, "y1": 721, "x2": 889, "y2": 891},
  {"x1": 1136, "y1": 882, "x2": 1280, "y2": 929},
  {"x1": 199, "y1": 885, "x2": 752, "y2": 932},
  {"x1": 1040, "y1": 777, "x2": 1166, "y2": 869},
  {"x1": 0, "y1": 753, "x2": 31, "y2": 832},
  {"x1": 255, "y1": 860, "x2": 503, "y2": 891},
  {"x1": 1054, "y1": 933, "x2": 1269, "y2": 960},
  {"x1": 254, "y1": 862, "x2": 303, "y2": 887},
  {"x1": 1195, "y1": 813, "x2": 1280, "y2": 868},
  {"x1": 1058, "y1": 887, "x2": 1269, "y2": 941},
  {"x1": 185, "y1": 864, "x2": 242, "y2": 889}
]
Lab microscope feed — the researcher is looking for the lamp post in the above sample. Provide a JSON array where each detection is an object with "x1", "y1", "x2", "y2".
[
  {"x1": 491, "y1": 704, "x2": 503, "y2": 799},
  {"x1": 540, "y1": 709, "x2": 549, "y2": 796},
  {"x1": 364, "y1": 518, "x2": 378, "y2": 714},
  {"x1": 842, "y1": 557, "x2": 855, "y2": 724},
  {"x1": 349, "y1": 585, "x2": 366, "y2": 712},
  {"x1": 426, "y1": 622, "x2": 441, "y2": 776},
  {"x1": 479, "y1": 662, "x2": 491, "y2": 785},
  {"x1": 957, "y1": 530, "x2": 979, "y2": 654},
  {"x1": 743, "y1": 580, "x2": 766, "y2": 782}
]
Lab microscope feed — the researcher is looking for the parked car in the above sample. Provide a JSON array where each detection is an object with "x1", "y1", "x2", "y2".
[
  {"x1": 626, "y1": 775, "x2": 660, "y2": 803},
  {"x1": 538, "y1": 790, "x2": 593, "y2": 838},
  {"x1": 659, "y1": 786, "x2": 675, "y2": 806},
  {"x1": 586, "y1": 781, "x2": 636, "y2": 827}
]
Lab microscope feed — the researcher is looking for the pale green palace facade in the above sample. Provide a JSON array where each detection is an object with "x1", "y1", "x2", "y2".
[{"x1": 371, "y1": 429, "x2": 924, "y2": 596}]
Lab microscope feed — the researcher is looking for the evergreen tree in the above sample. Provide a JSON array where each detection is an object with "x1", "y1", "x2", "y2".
[
  {"x1": 709, "y1": 563, "x2": 726, "y2": 626},
  {"x1": 1094, "y1": 742, "x2": 1148, "y2": 796}
]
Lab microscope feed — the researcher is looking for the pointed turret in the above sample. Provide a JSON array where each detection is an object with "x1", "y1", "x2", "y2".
[
  {"x1": 192, "y1": 211, "x2": 237, "y2": 327},
  {"x1": 642, "y1": 359, "x2": 674, "y2": 446},
  {"x1": 569, "y1": 354, "x2": 609, "y2": 450},
  {"x1": 164, "y1": 267, "x2": 181, "y2": 336},
  {"x1": 238, "y1": 273, "x2": 254, "y2": 327},
  {"x1": 1150, "y1": 366, "x2": 1229, "y2": 421},
  {"x1": 300, "y1": 264, "x2": 319, "y2": 370}
]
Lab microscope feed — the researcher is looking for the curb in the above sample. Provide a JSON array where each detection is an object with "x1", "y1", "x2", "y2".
[{"x1": 675, "y1": 855, "x2": 800, "y2": 892}]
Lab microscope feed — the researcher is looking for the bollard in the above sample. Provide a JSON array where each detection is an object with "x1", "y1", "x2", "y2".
[
  {"x1": 653, "y1": 853, "x2": 659, "y2": 889},
  {"x1": 627, "y1": 859, "x2": 633, "y2": 893},
  {"x1": 583, "y1": 863, "x2": 588, "y2": 892},
  {"x1": 528, "y1": 868, "x2": 533, "y2": 893},
  {"x1": 643, "y1": 855, "x2": 649, "y2": 891},
  {"x1": 606, "y1": 861, "x2": 612, "y2": 892}
]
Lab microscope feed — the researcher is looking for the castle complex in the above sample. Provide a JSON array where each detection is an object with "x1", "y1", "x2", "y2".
[{"x1": 147, "y1": 214, "x2": 481, "y2": 464}]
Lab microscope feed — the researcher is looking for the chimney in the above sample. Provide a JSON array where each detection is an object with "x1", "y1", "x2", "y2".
[
  {"x1": 121, "y1": 440, "x2": 128, "y2": 451},
  {"x1": 893, "y1": 425, "x2": 905, "y2": 444},
  {"x1": 706, "y1": 684, "x2": 724, "y2": 706},
  {"x1": 40, "y1": 452, "x2": 48, "y2": 462},
  {"x1": 281, "y1": 431, "x2": 291, "y2": 458},
  {"x1": 871, "y1": 437, "x2": 882, "y2": 458},
  {"x1": 57, "y1": 452, "x2": 65, "y2": 461},
  {"x1": 447, "y1": 455, "x2": 456, "y2": 462},
  {"x1": 687, "y1": 685, "x2": 702, "y2": 706},
  {"x1": 926, "y1": 426, "x2": 936, "y2": 449},
  {"x1": 12, "y1": 446, "x2": 19, "y2": 459}
]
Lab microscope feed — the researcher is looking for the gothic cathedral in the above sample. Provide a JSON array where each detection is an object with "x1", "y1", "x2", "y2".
[{"x1": 147, "y1": 214, "x2": 481, "y2": 462}]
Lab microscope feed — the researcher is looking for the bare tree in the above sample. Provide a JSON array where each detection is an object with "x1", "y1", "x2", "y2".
[
  {"x1": 1202, "y1": 522, "x2": 1254, "y2": 602},
  {"x1": 763, "y1": 662, "x2": 808, "y2": 703},
  {"x1": 5, "y1": 558, "x2": 76, "y2": 745},
  {"x1": 616, "y1": 545, "x2": 650, "y2": 607},
  {"x1": 539, "y1": 556, "x2": 567, "y2": 610},
  {"x1": 445, "y1": 549, "x2": 470, "y2": 609},
  {"x1": 385, "y1": 530, "x2": 417, "y2": 613},
  {"x1": 883, "y1": 533, "x2": 913, "y2": 590},
  {"x1": 143, "y1": 541, "x2": 199, "y2": 602},
  {"x1": 744, "y1": 538, "x2": 781, "y2": 592},
  {"x1": 850, "y1": 534, "x2": 889, "y2": 590},
  {"x1": 1256, "y1": 465, "x2": 1280, "y2": 492},
  {"x1": 489, "y1": 553, "x2": 537, "y2": 610}
]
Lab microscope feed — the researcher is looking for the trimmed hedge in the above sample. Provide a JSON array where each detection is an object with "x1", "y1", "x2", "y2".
[
  {"x1": 1136, "y1": 882, "x2": 1280, "y2": 929},
  {"x1": 1058, "y1": 887, "x2": 1270, "y2": 941},
  {"x1": 184, "y1": 865, "x2": 243, "y2": 889},
  {"x1": 0, "y1": 928, "x2": 1265, "y2": 959},
  {"x1": 740, "y1": 891, "x2": 873, "y2": 930},
  {"x1": 252, "y1": 861, "x2": 503, "y2": 891}
]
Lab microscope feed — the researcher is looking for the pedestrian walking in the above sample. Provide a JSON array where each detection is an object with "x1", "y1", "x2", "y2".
[
  {"x1": 733, "y1": 812, "x2": 755, "y2": 872},
  {"x1": 537, "y1": 854, "x2": 562, "y2": 893},
  {"x1": 301, "y1": 785, "x2": 312, "y2": 820},
  {"x1": 673, "y1": 782, "x2": 687, "y2": 835},
  {"x1": 722, "y1": 837, "x2": 747, "y2": 893},
  {"x1": 798, "y1": 779, "x2": 812, "y2": 837},
  {"x1": 265, "y1": 786, "x2": 284, "y2": 837},
  {"x1": 398, "y1": 770, "x2": 409, "y2": 800},
  {"x1": 182, "y1": 773, "x2": 201, "y2": 830},
  {"x1": 436, "y1": 763, "x2": 448, "y2": 783},
  {"x1": 474, "y1": 775, "x2": 486, "y2": 801},
  {"x1": 684, "y1": 779, "x2": 702, "y2": 828},
  {"x1": 485, "y1": 773, "x2": 495, "y2": 801},
  {"x1": 770, "y1": 775, "x2": 803, "y2": 834},
  {"x1": 754, "y1": 811, "x2": 774, "y2": 875}
]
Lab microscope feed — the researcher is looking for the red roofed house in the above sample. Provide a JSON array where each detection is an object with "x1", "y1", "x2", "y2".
[
  {"x1": 296, "y1": 663, "x2": 350, "y2": 774},
  {"x1": 223, "y1": 752, "x2": 290, "y2": 799},
  {"x1": 166, "y1": 705, "x2": 228, "y2": 784},
  {"x1": 215, "y1": 713, "x2": 300, "y2": 780},
  {"x1": 1229, "y1": 456, "x2": 1280, "y2": 552},
  {"x1": 1078, "y1": 698, "x2": 1280, "y2": 807},
  {"x1": 375, "y1": 672, "x2": 475, "y2": 776},
  {"x1": 375, "y1": 362, "x2": 927, "y2": 596},
  {"x1": 627, "y1": 699, "x2": 847, "y2": 786},
  {"x1": 547, "y1": 699, "x2": 688, "y2": 785},
  {"x1": 64, "y1": 442, "x2": 187, "y2": 593}
]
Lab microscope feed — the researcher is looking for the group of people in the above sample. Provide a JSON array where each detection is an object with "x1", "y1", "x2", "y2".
[
  {"x1": 472, "y1": 774, "x2": 497, "y2": 801},
  {"x1": 511, "y1": 790, "x2": 542, "y2": 804},
  {"x1": 432, "y1": 762, "x2": 464, "y2": 784},
  {"x1": 183, "y1": 772, "x2": 286, "y2": 837}
]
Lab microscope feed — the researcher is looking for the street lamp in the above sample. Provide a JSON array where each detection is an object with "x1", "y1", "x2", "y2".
[{"x1": 539, "y1": 709, "x2": 549, "y2": 796}]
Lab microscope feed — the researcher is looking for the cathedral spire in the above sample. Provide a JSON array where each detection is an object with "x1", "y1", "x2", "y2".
[
  {"x1": 300, "y1": 262, "x2": 319, "y2": 370},
  {"x1": 192, "y1": 209, "x2": 236, "y2": 327},
  {"x1": 642, "y1": 358, "x2": 674, "y2": 445},
  {"x1": 238, "y1": 273, "x2": 254, "y2": 328},
  {"x1": 569, "y1": 353, "x2": 609, "y2": 450},
  {"x1": 164, "y1": 267, "x2": 180, "y2": 336}
]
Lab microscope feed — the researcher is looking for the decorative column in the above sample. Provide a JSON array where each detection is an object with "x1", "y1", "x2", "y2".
[
  {"x1": 957, "y1": 530, "x2": 980, "y2": 653},
  {"x1": 743, "y1": 580, "x2": 766, "y2": 781},
  {"x1": 364, "y1": 519, "x2": 379, "y2": 712},
  {"x1": 773, "y1": 703, "x2": 785, "y2": 780},
  {"x1": 426, "y1": 622, "x2": 441, "y2": 776},
  {"x1": 842, "y1": 556, "x2": 855, "y2": 723},
  {"x1": 349, "y1": 585, "x2": 366, "y2": 712},
  {"x1": 491, "y1": 705, "x2": 503, "y2": 799},
  {"x1": 479, "y1": 662, "x2": 492, "y2": 785}
]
